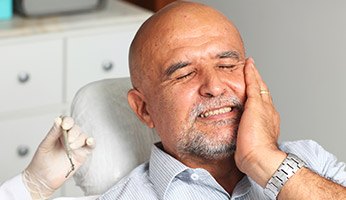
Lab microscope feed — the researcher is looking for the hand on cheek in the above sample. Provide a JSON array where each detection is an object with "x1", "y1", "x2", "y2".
[{"x1": 234, "y1": 58, "x2": 286, "y2": 187}]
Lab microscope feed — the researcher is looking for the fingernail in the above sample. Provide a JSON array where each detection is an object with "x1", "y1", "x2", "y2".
[
  {"x1": 54, "y1": 117, "x2": 62, "y2": 126},
  {"x1": 62, "y1": 117, "x2": 74, "y2": 130},
  {"x1": 86, "y1": 137, "x2": 95, "y2": 148},
  {"x1": 247, "y1": 60, "x2": 254, "y2": 68},
  {"x1": 248, "y1": 57, "x2": 255, "y2": 64}
]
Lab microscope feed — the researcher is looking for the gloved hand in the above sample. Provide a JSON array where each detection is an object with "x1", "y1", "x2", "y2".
[{"x1": 22, "y1": 116, "x2": 95, "y2": 199}]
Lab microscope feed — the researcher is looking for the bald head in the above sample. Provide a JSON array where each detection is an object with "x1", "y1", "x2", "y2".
[{"x1": 129, "y1": 1, "x2": 244, "y2": 89}]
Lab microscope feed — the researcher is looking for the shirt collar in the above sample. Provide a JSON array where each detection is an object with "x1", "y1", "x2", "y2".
[
  {"x1": 148, "y1": 142, "x2": 252, "y2": 199},
  {"x1": 231, "y1": 176, "x2": 251, "y2": 199},
  {"x1": 149, "y1": 142, "x2": 188, "y2": 199}
]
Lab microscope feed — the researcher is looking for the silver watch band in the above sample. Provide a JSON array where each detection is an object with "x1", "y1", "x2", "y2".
[{"x1": 264, "y1": 153, "x2": 306, "y2": 199}]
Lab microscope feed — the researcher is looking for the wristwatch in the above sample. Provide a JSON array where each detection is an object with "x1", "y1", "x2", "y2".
[{"x1": 264, "y1": 153, "x2": 306, "y2": 199}]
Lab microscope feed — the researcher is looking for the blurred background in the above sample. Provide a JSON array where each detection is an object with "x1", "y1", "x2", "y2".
[{"x1": 0, "y1": 0, "x2": 345, "y2": 197}]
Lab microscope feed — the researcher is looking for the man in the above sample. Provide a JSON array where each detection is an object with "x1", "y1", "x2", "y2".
[
  {"x1": 100, "y1": 1, "x2": 346, "y2": 199},
  {"x1": 1, "y1": 1, "x2": 346, "y2": 199}
]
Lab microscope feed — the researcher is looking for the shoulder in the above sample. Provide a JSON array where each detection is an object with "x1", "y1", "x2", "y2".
[
  {"x1": 279, "y1": 140, "x2": 333, "y2": 170},
  {"x1": 279, "y1": 140, "x2": 325, "y2": 162},
  {"x1": 99, "y1": 162, "x2": 158, "y2": 199},
  {"x1": 279, "y1": 140, "x2": 346, "y2": 186}
]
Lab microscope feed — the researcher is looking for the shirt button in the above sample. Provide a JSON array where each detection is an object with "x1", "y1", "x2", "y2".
[{"x1": 190, "y1": 173, "x2": 199, "y2": 181}]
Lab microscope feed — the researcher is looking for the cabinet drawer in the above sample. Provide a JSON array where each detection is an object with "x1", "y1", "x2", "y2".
[
  {"x1": 0, "y1": 113, "x2": 59, "y2": 182},
  {"x1": 0, "y1": 40, "x2": 63, "y2": 113},
  {"x1": 66, "y1": 29, "x2": 136, "y2": 101}
]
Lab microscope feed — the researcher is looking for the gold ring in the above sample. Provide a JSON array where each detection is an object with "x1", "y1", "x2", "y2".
[{"x1": 260, "y1": 89, "x2": 270, "y2": 95}]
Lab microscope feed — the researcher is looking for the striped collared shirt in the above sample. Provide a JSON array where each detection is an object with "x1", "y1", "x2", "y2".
[{"x1": 99, "y1": 140, "x2": 346, "y2": 200}]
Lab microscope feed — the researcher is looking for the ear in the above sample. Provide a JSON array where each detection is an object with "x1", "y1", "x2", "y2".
[{"x1": 127, "y1": 88, "x2": 155, "y2": 128}]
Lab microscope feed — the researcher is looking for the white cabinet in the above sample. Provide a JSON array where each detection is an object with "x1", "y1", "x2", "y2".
[
  {"x1": 0, "y1": 0, "x2": 152, "y2": 197},
  {"x1": 0, "y1": 39, "x2": 63, "y2": 113},
  {"x1": 66, "y1": 25, "x2": 137, "y2": 102},
  {"x1": 0, "y1": 112, "x2": 60, "y2": 181}
]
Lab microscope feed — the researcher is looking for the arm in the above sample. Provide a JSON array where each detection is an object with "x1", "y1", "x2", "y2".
[
  {"x1": 280, "y1": 167, "x2": 346, "y2": 199},
  {"x1": 235, "y1": 58, "x2": 346, "y2": 199},
  {"x1": 0, "y1": 175, "x2": 31, "y2": 200}
]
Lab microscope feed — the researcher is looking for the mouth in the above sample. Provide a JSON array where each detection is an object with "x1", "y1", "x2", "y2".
[{"x1": 198, "y1": 106, "x2": 233, "y2": 118}]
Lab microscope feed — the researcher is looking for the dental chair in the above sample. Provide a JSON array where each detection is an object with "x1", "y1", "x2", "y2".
[{"x1": 70, "y1": 77, "x2": 160, "y2": 195}]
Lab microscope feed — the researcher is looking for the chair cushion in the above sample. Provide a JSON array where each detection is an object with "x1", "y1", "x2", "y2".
[{"x1": 71, "y1": 77, "x2": 159, "y2": 195}]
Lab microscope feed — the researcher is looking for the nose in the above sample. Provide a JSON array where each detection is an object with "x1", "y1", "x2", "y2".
[{"x1": 199, "y1": 73, "x2": 226, "y2": 98}]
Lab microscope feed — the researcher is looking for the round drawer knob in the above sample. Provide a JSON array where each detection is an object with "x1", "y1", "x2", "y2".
[
  {"x1": 102, "y1": 61, "x2": 114, "y2": 72},
  {"x1": 17, "y1": 72, "x2": 30, "y2": 83},
  {"x1": 17, "y1": 145, "x2": 30, "y2": 157}
]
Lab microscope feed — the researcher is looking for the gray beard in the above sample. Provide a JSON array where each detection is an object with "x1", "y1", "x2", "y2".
[
  {"x1": 176, "y1": 96, "x2": 243, "y2": 160},
  {"x1": 177, "y1": 117, "x2": 240, "y2": 160}
]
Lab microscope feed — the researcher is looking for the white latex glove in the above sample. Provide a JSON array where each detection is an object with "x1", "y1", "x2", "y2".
[{"x1": 22, "y1": 116, "x2": 95, "y2": 200}]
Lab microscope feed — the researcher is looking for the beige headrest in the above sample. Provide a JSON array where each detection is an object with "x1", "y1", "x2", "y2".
[{"x1": 71, "y1": 77, "x2": 159, "y2": 195}]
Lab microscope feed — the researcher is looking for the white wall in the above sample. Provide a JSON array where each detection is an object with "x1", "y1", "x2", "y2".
[{"x1": 196, "y1": 0, "x2": 346, "y2": 162}]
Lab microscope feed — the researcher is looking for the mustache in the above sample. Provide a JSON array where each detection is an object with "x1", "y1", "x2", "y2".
[{"x1": 189, "y1": 96, "x2": 244, "y2": 119}]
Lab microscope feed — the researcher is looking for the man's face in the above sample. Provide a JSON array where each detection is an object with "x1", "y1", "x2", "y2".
[{"x1": 138, "y1": 18, "x2": 246, "y2": 160}]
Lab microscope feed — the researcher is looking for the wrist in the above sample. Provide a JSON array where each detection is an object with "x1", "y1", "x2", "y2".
[
  {"x1": 241, "y1": 149, "x2": 287, "y2": 187},
  {"x1": 22, "y1": 169, "x2": 55, "y2": 200},
  {"x1": 264, "y1": 153, "x2": 306, "y2": 199}
]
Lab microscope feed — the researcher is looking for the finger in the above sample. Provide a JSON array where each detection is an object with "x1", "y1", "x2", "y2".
[
  {"x1": 59, "y1": 116, "x2": 74, "y2": 150},
  {"x1": 70, "y1": 133, "x2": 95, "y2": 150},
  {"x1": 66, "y1": 125, "x2": 82, "y2": 144},
  {"x1": 250, "y1": 59, "x2": 268, "y2": 90},
  {"x1": 86, "y1": 137, "x2": 96, "y2": 148},
  {"x1": 72, "y1": 146, "x2": 93, "y2": 162},
  {"x1": 61, "y1": 116, "x2": 74, "y2": 131},
  {"x1": 40, "y1": 117, "x2": 64, "y2": 148},
  {"x1": 251, "y1": 61, "x2": 272, "y2": 103},
  {"x1": 244, "y1": 57, "x2": 261, "y2": 99}
]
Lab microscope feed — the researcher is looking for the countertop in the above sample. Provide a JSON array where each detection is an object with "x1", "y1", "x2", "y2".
[{"x1": 0, "y1": 0, "x2": 152, "y2": 38}]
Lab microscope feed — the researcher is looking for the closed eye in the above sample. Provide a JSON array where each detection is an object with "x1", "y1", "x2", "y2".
[
  {"x1": 219, "y1": 65, "x2": 237, "y2": 69},
  {"x1": 176, "y1": 71, "x2": 195, "y2": 80},
  {"x1": 219, "y1": 61, "x2": 245, "y2": 70}
]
